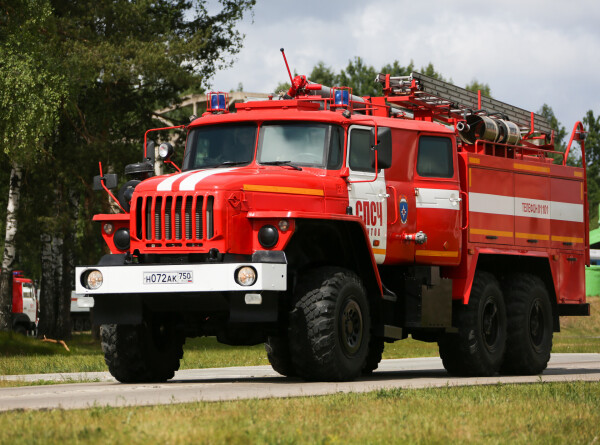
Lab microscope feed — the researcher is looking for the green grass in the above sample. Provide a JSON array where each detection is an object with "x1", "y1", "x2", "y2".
[
  {"x1": 0, "y1": 381, "x2": 598, "y2": 444},
  {"x1": 1, "y1": 296, "x2": 598, "y2": 377},
  {"x1": 0, "y1": 333, "x2": 107, "y2": 375}
]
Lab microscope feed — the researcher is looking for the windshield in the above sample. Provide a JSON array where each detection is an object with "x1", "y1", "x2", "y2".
[
  {"x1": 22, "y1": 283, "x2": 34, "y2": 299},
  {"x1": 183, "y1": 124, "x2": 257, "y2": 170},
  {"x1": 257, "y1": 123, "x2": 343, "y2": 169},
  {"x1": 183, "y1": 122, "x2": 344, "y2": 171}
]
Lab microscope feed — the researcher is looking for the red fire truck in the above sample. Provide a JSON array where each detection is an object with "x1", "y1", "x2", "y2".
[
  {"x1": 76, "y1": 57, "x2": 589, "y2": 383},
  {"x1": 10, "y1": 270, "x2": 37, "y2": 335}
]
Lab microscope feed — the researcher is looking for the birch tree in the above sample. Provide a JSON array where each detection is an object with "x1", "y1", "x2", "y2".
[{"x1": 0, "y1": 0, "x2": 66, "y2": 331}]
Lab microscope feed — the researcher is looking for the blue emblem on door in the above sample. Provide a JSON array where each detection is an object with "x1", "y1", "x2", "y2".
[{"x1": 399, "y1": 195, "x2": 408, "y2": 224}]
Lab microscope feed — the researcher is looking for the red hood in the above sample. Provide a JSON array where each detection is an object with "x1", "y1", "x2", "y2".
[{"x1": 136, "y1": 166, "x2": 334, "y2": 195}]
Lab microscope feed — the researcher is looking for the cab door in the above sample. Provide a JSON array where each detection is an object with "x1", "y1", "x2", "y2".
[
  {"x1": 346, "y1": 125, "x2": 387, "y2": 264},
  {"x1": 413, "y1": 134, "x2": 462, "y2": 266}
]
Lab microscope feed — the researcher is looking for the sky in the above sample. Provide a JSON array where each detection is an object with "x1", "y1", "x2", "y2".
[{"x1": 209, "y1": 0, "x2": 600, "y2": 134}]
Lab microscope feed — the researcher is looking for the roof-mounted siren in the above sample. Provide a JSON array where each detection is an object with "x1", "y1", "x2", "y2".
[
  {"x1": 207, "y1": 92, "x2": 228, "y2": 113},
  {"x1": 331, "y1": 86, "x2": 352, "y2": 111},
  {"x1": 457, "y1": 114, "x2": 521, "y2": 145}
]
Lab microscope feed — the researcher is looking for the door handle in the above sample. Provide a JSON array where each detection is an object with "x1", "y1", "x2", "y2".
[
  {"x1": 460, "y1": 191, "x2": 469, "y2": 230},
  {"x1": 386, "y1": 185, "x2": 398, "y2": 224}
]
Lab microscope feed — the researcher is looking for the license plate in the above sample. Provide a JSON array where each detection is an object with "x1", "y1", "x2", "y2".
[{"x1": 143, "y1": 271, "x2": 193, "y2": 285}]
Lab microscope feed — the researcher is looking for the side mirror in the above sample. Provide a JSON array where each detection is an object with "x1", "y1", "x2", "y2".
[
  {"x1": 93, "y1": 173, "x2": 118, "y2": 191},
  {"x1": 146, "y1": 139, "x2": 156, "y2": 164},
  {"x1": 370, "y1": 127, "x2": 392, "y2": 169}
]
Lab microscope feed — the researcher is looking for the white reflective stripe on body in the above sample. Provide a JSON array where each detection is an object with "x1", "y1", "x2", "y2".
[
  {"x1": 75, "y1": 262, "x2": 287, "y2": 294},
  {"x1": 416, "y1": 188, "x2": 461, "y2": 210},
  {"x1": 156, "y1": 171, "x2": 195, "y2": 191},
  {"x1": 469, "y1": 192, "x2": 584, "y2": 222},
  {"x1": 468, "y1": 192, "x2": 513, "y2": 216},
  {"x1": 156, "y1": 168, "x2": 238, "y2": 192},
  {"x1": 549, "y1": 201, "x2": 584, "y2": 223},
  {"x1": 178, "y1": 168, "x2": 237, "y2": 191}
]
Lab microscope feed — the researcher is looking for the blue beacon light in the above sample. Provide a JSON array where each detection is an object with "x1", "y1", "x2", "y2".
[
  {"x1": 334, "y1": 89, "x2": 349, "y2": 106},
  {"x1": 211, "y1": 93, "x2": 226, "y2": 110}
]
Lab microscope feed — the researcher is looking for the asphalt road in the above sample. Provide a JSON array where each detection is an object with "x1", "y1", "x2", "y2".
[{"x1": 1, "y1": 353, "x2": 599, "y2": 412}]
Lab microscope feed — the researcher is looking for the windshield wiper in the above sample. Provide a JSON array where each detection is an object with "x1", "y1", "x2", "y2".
[
  {"x1": 260, "y1": 160, "x2": 302, "y2": 171},
  {"x1": 217, "y1": 161, "x2": 249, "y2": 167}
]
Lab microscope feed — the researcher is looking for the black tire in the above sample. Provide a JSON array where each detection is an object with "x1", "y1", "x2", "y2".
[
  {"x1": 265, "y1": 336, "x2": 296, "y2": 377},
  {"x1": 101, "y1": 319, "x2": 184, "y2": 383},
  {"x1": 13, "y1": 324, "x2": 27, "y2": 336},
  {"x1": 290, "y1": 267, "x2": 371, "y2": 381},
  {"x1": 501, "y1": 274, "x2": 553, "y2": 375},
  {"x1": 362, "y1": 336, "x2": 385, "y2": 375},
  {"x1": 438, "y1": 271, "x2": 506, "y2": 377}
]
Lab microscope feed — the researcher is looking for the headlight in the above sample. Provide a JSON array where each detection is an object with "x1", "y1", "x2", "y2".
[
  {"x1": 158, "y1": 142, "x2": 174, "y2": 160},
  {"x1": 103, "y1": 223, "x2": 114, "y2": 235},
  {"x1": 84, "y1": 270, "x2": 103, "y2": 290},
  {"x1": 235, "y1": 266, "x2": 257, "y2": 286},
  {"x1": 258, "y1": 225, "x2": 279, "y2": 248}
]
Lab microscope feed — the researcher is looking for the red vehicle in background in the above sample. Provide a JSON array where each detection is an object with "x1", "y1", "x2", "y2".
[
  {"x1": 11, "y1": 270, "x2": 37, "y2": 335},
  {"x1": 76, "y1": 53, "x2": 589, "y2": 383}
]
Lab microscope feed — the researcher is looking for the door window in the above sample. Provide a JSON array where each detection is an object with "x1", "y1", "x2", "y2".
[
  {"x1": 349, "y1": 129, "x2": 374, "y2": 173},
  {"x1": 417, "y1": 136, "x2": 454, "y2": 178}
]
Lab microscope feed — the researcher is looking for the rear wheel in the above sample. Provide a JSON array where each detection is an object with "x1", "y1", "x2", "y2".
[
  {"x1": 290, "y1": 267, "x2": 371, "y2": 381},
  {"x1": 101, "y1": 317, "x2": 184, "y2": 383},
  {"x1": 501, "y1": 274, "x2": 553, "y2": 375},
  {"x1": 438, "y1": 271, "x2": 506, "y2": 376},
  {"x1": 362, "y1": 337, "x2": 384, "y2": 375}
]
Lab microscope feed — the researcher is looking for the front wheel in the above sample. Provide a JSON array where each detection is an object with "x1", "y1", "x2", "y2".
[
  {"x1": 101, "y1": 317, "x2": 184, "y2": 383},
  {"x1": 290, "y1": 267, "x2": 371, "y2": 381},
  {"x1": 438, "y1": 271, "x2": 507, "y2": 376},
  {"x1": 265, "y1": 335, "x2": 296, "y2": 377}
]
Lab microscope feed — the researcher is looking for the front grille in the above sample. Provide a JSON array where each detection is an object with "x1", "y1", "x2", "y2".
[{"x1": 135, "y1": 194, "x2": 214, "y2": 244}]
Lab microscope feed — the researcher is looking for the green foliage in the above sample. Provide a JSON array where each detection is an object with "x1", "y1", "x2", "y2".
[
  {"x1": 419, "y1": 62, "x2": 446, "y2": 81},
  {"x1": 309, "y1": 61, "x2": 338, "y2": 86},
  {"x1": 337, "y1": 56, "x2": 379, "y2": 96},
  {"x1": 275, "y1": 58, "x2": 452, "y2": 97},
  {"x1": 583, "y1": 110, "x2": 600, "y2": 228},
  {"x1": 273, "y1": 81, "x2": 291, "y2": 94},
  {"x1": 0, "y1": 0, "x2": 67, "y2": 163},
  {"x1": 380, "y1": 60, "x2": 415, "y2": 77},
  {"x1": 466, "y1": 80, "x2": 492, "y2": 98},
  {"x1": 538, "y1": 104, "x2": 567, "y2": 150}
]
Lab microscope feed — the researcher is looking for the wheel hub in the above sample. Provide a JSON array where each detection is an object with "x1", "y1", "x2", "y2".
[
  {"x1": 340, "y1": 299, "x2": 363, "y2": 356},
  {"x1": 482, "y1": 299, "x2": 499, "y2": 350},
  {"x1": 529, "y1": 300, "x2": 544, "y2": 347}
]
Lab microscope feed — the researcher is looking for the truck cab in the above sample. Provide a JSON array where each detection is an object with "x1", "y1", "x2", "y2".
[{"x1": 11, "y1": 271, "x2": 37, "y2": 335}]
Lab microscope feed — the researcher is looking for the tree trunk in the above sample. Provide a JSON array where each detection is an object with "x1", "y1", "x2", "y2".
[
  {"x1": 38, "y1": 231, "x2": 70, "y2": 339},
  {"x1": 37, "y1": 183, "x2": 71, "y2": 339},
  {"x1": 37, "y1": 232, "x2": 56, "y2": 337},
  {"x1": 0, "y1": 162, "x2": 22, "y2": 331}
]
